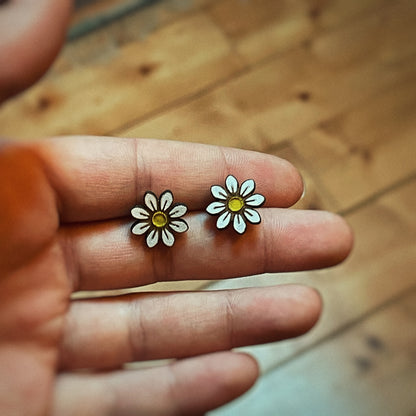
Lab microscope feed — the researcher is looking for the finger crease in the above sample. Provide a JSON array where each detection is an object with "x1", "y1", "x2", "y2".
[
  {"x1": 261, "y1": 214, "x2": 271, "y2": 274},
  {"x1": 166, "y1": 362, "x2": 186, "y2": 416},
  {"x1": 128, "y1": 299, "x2": 148, "y2": 361},
  {"x1": 58, "y1": 227, "x2": 81, "y2": 291},
  {"x1": 262, "y1": 212, "x2": 284, "y2": 273},
  {"x1": 224, "y1": 292, "x2": 236, "y2": 348},
  {"x1": 151, "y1": 247, "x2": 176, "y2": 283},
  {"x1": 218, "y1": 146, "x2": 233, "y2": 183},
  {"x1": 133, "y1": 138, "x2": 153, "y2": 204},
  {"x1": 132, "y1": 138, "x2": 141, "y2": 205}
]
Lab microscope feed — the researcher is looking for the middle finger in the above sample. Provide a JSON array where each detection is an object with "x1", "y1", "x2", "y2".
[{"x1": 62, "y1": 209, "x2": 352, "y2": 291}]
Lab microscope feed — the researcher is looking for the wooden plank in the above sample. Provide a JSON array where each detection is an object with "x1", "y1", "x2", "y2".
[
  {"x1": 206, "y1": 179, "x2": 416, "y2": 371},
  {"x1": 121, "y1": 1, "x2": 416, "y2": 151},
  {"x1": 270, "y1": 144, "x2": 340, "y2": 212},
  {"x1": 292, "y1": 77, "x2": 416, "y2": 211},
  {"x1": 0, "y1": 12, "x2": 243, "y2": 139},
  {"x1": 69, "y1": 0, "x2": 216, "y2": 44},
  {"x1": 72, "y1": 0, "x2": 153, "y2": 26},
  {"x1": 208, "y1": 0, "x2": 394, "y2": 64},
  {"x1": 70, "y1": 0, "x2": 155, "y2": 39},
  {"x1": 210, "y1": 289, "x2": 416, "y2": 415}
]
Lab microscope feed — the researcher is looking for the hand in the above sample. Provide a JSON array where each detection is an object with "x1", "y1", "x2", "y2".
[
  {"x1": 0, "y1": 136, "x2": 353, "y2": 415},
  {"x1": 0, "y1": 0, "x2": 71, "y2": 101},
  {"x1": 0, "y1": 2, "x2": 352, "y2": 414}
]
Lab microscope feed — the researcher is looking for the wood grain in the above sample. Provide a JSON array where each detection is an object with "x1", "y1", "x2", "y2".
[
  {"x1": 270, "y1": 143, "x2": 340, "y2": 212},
  {"x1": 0, "y1": 0, "x2": 415, "y2": 413},
  {"x1": 207, "y1": 179, "x2": 416, "y2": 372},
  {"x1": 208, "y1": 0, "x2": 396, "y2": 63},
  {"x1": 0, "y1": 12, "x2": 243, "y2": 139},
  {"x1": 293, "y1": 78, "x2": 416, "y2": 211},
  {"x1": 122, "y1": 0, "x2": 416, "y2": 156},
  {"x1": 211, "y1": 289, "x2": 416, "y2": 415}
]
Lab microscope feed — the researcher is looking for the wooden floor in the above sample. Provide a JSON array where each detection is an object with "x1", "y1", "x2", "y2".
[{"x1": 1, "y1": 0, "x2": 415, "y2": 414}]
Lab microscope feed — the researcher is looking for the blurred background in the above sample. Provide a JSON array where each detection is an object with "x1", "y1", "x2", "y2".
[{"x1": 1, "y1": 0, "x2": 415, "y2": 414}]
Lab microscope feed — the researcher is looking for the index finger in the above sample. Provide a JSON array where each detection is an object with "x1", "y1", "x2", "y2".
[{"x1": 35, "y1": 136, "x2": 303, "y2": 222}]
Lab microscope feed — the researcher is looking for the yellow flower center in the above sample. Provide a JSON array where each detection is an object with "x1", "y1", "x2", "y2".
[
  {"x1": 152, "y1": 211, "x2": 168, "y2": 228},
  {"x1": 228, "y1": 196, "x2": 244, "y2": 212}
]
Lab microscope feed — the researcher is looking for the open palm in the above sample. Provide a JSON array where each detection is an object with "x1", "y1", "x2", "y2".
[{"x1": 0, "y1": 136, "x2": 352, "y2": 415}]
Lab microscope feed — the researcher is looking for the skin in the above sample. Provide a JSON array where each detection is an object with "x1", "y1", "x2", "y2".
[{"x1": 0, "y1": 1, "x2": 354, "y2": 415}]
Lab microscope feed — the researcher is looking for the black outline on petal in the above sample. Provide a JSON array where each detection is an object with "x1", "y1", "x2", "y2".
[
  {"x1": 240, "y1": 179, "x2": 256, "y2": 198},
  {"x1": 225, "y1": 175, "x2": 239, "y2": 194},
  {"x1": 161, "y1": 227, "x2": 175, "y2": 247},
  {"x1": 159, "y1": 189, "x2": 174, "y2": 212},
  {"x1": 242, "y1": 207, "x2": 262, "y2": 225},
  {"x1": 144, "y1": 190, "x2": 159, "y2": 212},
  {"x1": 168, "y1": 202, "x2": 188, "y2": 219},
  {"x1": 206, "y1": 201, "x2": 227, "y2": 216},
  {"x1": 168, "y1": 218, "x2": 189, "y2": 233},
  {"x1": 210, "y1": 184, "x2": 228, "y2": 200},
  {"x1": 131, "y1": 205, "x2": 151, "y2": 220},
  {"x1": 131, "y1": 220, "x2": 152, "y2": 235},
  {"x1": 146, "y1": 228, "x2": 160, "y2": 248},
  {"x1": 216, "y1": 210, "x2": 232, "y2": 229},
  {"x1": 233, "y1": 212, "x2": 247, "y2": 234},
  {"x1": 245, "y1": 193, "x2": 266, "y2": 208}
]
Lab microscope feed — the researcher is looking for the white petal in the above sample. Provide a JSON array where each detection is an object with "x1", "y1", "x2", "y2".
[
  {"x1": 206, "y1": 201, "x2": 226, "y2": 215},
  {"x1": 131, "y1": 206, "x2": 150, "y2": 220},
  {"x1": 169, "y1": 204, "x2": 187, "y2": 218},
  {"x1": 233, "y1": 214, "x2": 247, "y2": 234},
  {"x1": 144, "y1": 192, "x2": 158, "y2": 211},
  {"x1": 146, "y1": 228, "x2": 159, "y2": 248},
  {"x1": 243, "y1": 208, "x2": 261, "y2": 224},
  {"x1": 160, "y1": 190, "x2": 173, "y2": 211},
  {"x1": 245, "y1": 193, "x2": 265, "y2": 207},
  {"x1": 240, "y1": 179, "x2": 255, "y2": 197},
  {"x1": 211, "y1": 185, "x2": 228, "y2": 200},
  {"x1": 162, "y1": 228, "x2": 175, "y2": 247},
  {"x1": 225, "y1": 175, "x2": 238, "y2": 194},
  {"x1": 169, "y1": 219, "x2": 188, "y2": 233},
  {"x1": 216, "y1": 211, "x2": 231, "y2": 229},
  {"x1": 131, "y1": 221, "x2": 151, "y2": 235}
]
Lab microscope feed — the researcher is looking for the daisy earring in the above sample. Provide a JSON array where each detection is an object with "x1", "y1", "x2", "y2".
[
  {"x1": 131, "y1": 190, "x2": 189, "y2": 248},
  {"x1": 206, "y1": 175, "x2": 265, "y2": 234}
]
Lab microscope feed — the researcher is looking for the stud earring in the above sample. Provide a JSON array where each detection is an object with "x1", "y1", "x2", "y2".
[
  {"x1": 131, "y1": 190, "x2": 188, "y2": 248},
  {"x1": 206, "y1": 175, "x2": 265, "y2": 234}
]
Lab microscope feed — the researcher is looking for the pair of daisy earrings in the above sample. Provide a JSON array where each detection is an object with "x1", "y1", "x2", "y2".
[{"x1": 130, "y1": 175, "x2": 265, "y2": 248}]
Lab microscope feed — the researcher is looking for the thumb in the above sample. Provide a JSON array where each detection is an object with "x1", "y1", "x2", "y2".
[{"x1": 0, "y1": 0, "x2": 72, "y2": 102}]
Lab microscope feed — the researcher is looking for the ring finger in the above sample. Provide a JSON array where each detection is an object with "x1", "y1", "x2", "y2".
[{"x1": 59, "y1": 285, "x2": 321, "y2": 370}]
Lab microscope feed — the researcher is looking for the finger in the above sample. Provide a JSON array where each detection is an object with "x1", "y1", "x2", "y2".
[
  {"x1": 59, "y1": 285, "x2": 321, "y2": 369},
  {"x1": 34, "y1": 136, "x2": 303, "y2": 222},
  {"x1": 53, "y1": 352, "x2": 258, "y2": 416},
  {"x1": 0, "y1": 0, "x2": 72, "y2": 102},
  {"x1": 63, "y1": 209, "x2": 353, "y2": 291}
]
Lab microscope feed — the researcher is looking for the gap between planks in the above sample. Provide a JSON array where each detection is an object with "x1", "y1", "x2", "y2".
[
  {"x1": 337, "y1": 172, "x2": 416, "y2": 217},
  {"x1": 259, "y1": 284, "x2": 416, "y2": 378},
  {"x1": 111, "y1": 0, "x2": 406, "y2": 136}
]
